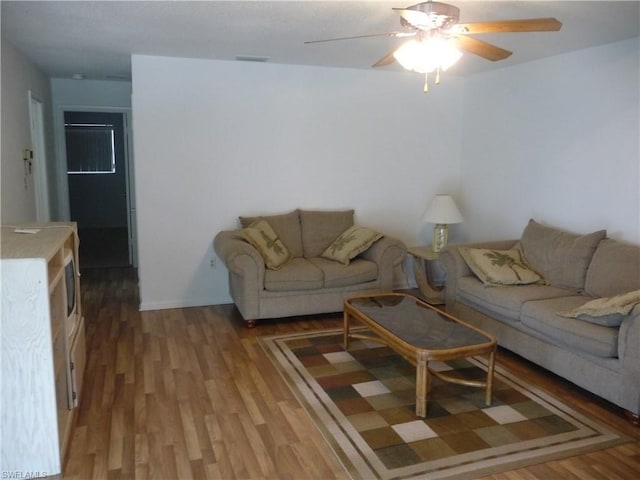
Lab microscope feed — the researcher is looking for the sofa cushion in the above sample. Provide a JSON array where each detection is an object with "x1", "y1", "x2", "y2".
[
  {"x1": 242, "y1": 219, "x2": 290, "y2": 270},
  {"x1": 520, "y1": 219, "x2": 606, "y2": 291},
  {"x1": 240, "y1": 210, "x2": 303, "y2": 258},
  {"x1": 558, "y1": 290, "x2": 640, "y2": 327},
  {"x1": 520, "y1": 297, "x2": 619, "y2": 358},
  {"x1": 457, "y1": 276, "x2": 575, "y2": 324},
  {"x1": 563, "y1": 312, "x2": 626, "y2": 328},
  {"x1": 584, "y1": 239, "x2": 640, "y2": 298},
  {"x1": 299, "y1": 209, "x2": 354, "y2": 258},
  {"x1": 264, "y1": 258, "x2": 323, "y2": 291},
  {"x1": 321, "y1": 226, "x2": 382, "y2": 265},
  {"x1": 459, "y1": 246, "x2": 543, "y2": 286},
  {"x1": 309, "y1": 257, "x2": 378, "y2": 288}
]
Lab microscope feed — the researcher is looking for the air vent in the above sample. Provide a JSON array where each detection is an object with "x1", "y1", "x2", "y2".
[{"x1": 235, "y1": 55, "x2": 270, "y2": 63}]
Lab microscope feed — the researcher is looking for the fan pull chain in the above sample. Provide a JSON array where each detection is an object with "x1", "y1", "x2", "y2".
[{"x1": 423, "y1": 69, "x2": 443, "y2": 93}]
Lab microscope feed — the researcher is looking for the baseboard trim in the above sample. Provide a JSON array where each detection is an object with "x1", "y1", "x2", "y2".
[{"x1": 139, "y1": 295, "x2": 233, "y2": 311}]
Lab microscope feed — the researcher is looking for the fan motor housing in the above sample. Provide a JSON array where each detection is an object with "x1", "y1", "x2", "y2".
[{"x1": 403, "y1": 2, "x2": 460, "y2": 30}]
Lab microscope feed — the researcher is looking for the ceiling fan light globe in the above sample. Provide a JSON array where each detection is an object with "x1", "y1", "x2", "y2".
[
  {"x1": 393, "y1": 37, "x2": 462, "y2": 74},
  {"x1": 394, "y1": 39, "x2": 429, "y2": 72}
]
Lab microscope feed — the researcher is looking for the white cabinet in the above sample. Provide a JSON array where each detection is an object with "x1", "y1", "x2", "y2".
[{"x1": 1, "y1": 223, "x2": 85, "y2": 476}]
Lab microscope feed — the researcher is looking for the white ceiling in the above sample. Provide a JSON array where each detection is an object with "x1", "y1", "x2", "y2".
[{"x1": 2, "y1": 1, "x2": 639, "y2": 81}]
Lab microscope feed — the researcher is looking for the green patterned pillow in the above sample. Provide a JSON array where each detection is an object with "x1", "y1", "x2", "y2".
[
  {"x1": 460, "y1": 246, "x2": 543, "y2": 286},
  {"x1": 321, "y1": 226, "x2": 382, "y2": 265},
  {"x1": 242, "y1": 219, "x2": 290, "y2": 270}
]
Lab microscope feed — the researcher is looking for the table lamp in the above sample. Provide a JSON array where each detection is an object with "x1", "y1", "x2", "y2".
[{"x1": 422, "y1": 194, "x2": 463, "y2": 252}]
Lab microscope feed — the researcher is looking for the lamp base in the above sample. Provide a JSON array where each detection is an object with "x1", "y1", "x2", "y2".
[{"x1": 432, "y1": 224, "x2": 449, "y2": 253}]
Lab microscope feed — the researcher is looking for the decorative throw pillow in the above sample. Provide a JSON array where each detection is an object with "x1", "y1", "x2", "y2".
[
  {"x1": 519, "y1": 219, "x2": 606, "y2": 291},
  {"x1": 299, "y1": 209, "x2": 355, "y2": 258},
  {"x1": 321, "y1": 226, "x2": 382, "y2": 265},
  {"x1": 459, "y1": 246, "x2": 544, "y2": 286},
  {"x1": 239, "y1": 210, "x2": 303, "y2": 258},
  {"x1": 242, "y1": 219, "x2": 290, "y2": 270},
  {"x1": 559, "y1": 289, "x2": 640, "y2": 327}
]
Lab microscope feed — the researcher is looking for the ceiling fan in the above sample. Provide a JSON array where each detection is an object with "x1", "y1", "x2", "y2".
[{"x1": 305, "y1": 1, "x2": 562, "y2": 91}]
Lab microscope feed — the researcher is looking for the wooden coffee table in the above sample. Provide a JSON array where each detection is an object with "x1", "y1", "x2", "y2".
[{"x1": 344, "y1": 293, "x2": 496, "y2": 418}]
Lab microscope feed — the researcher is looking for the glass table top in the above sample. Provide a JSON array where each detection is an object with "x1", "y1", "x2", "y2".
[{"x1": 347, "y1": 295, "x2": 491, "y2": 350}]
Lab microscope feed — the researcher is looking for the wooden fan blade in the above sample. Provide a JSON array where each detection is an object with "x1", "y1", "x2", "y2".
[
  {"x1": 372, "y1": 50, "x2": 397, "y2": 68},
  {"x1": 304, "y1": 32, "x2": 413, "y2": 44},
  {"x1": 453, "y1": 35, "x2": 512, "y2": 61},
  {"x1": 456, "y1": 17, "x2": 562, "y2": 34}
]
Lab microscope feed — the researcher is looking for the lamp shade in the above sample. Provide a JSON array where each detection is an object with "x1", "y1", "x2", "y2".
[{"x1": 422, "y1": 195, "x2": 463, "y2": 224}]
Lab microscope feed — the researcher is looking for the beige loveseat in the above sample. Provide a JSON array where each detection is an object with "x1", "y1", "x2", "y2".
[
  {"x1": 214, "y1": 209, "x2": 406, "y2": 327},
  {"x1": 441, "y1": 219, "x2": 640, "y2": 424}
]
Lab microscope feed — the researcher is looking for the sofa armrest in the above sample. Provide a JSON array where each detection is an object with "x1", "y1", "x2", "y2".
[
  {"x1": 360, "y1": 235, "x2": 407, "y2": 290},
  {"x1": 440, "y1": 239, "x2": 519, "y2": 305},
  {"x1": 214, "y1": 230, "x2": 266, "y2": 285},
  {"x1": 620, "y1": 305, "x2": 640, "y2": 370},
  {"x1": 619, "y1": 306, "x2": 640, "y2": 415},
  {"x1": 214, "y1": 230, "x2": 267, "y2": 321}
]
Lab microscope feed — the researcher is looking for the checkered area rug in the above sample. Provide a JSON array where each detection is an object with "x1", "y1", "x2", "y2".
[{"x1": 260, "y1": 328, "x2": 629, "y2": 480}]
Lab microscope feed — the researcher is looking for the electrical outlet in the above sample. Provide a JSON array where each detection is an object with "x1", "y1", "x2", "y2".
[{"x1": 210, "y1": 258, "x2": 217, "y2": 269}]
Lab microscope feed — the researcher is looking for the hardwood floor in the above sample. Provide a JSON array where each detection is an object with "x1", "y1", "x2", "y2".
[{"x1": 63, "y1": 267, "x2": 640, "y2": 479}]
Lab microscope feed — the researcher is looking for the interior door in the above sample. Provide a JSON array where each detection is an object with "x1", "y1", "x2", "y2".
[{"x1": 29, "y1": 91, "x2": 50, "y2": 222}]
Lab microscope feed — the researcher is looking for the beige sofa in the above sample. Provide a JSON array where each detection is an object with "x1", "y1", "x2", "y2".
[
  {"x1": 214, "y1": 209, "x2": 406, "y2": 327},
  {"x1": 440, "y1": 219, "x2": 640, "y2": 424}
]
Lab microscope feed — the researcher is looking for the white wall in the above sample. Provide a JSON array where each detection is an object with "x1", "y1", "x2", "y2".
[
  {"x1": 132, "y1": 55, "x2": 465, "y2": 309},
  {"x1": 132, "y1": 38, "x2": 639, "y2": 311},
  {"x1": 1, "y1": 39, "x2": 54, "y2": 223},
  {"x1": 51, "y1": 78, "x2": 132, "y2": 108},
  {"x1": 50, "y1": 78, "x2": 132, "y2": 220},
  {"x1": 459, "y1": 38, "x2": 640, "y2": 244}
]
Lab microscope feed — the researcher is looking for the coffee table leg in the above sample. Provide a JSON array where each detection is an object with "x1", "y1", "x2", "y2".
[
  {"x1": 416, "y1": 359, "x2": 429, "y2": 417},
  {"x1": 343, "y1": 309, "x2": 350, "y2": 349},
  {"x1": 485, "y1": 350, "x2": 496, "y2": 406}
]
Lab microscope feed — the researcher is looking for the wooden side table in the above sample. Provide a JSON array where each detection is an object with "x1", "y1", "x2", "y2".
[{"x1": 408, "y1": 245, "x2": 446, "y2": 304}]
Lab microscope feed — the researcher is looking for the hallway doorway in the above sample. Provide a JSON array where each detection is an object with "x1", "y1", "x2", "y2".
[{"x1": 64, "y1": 111, "x2": 133, "y2": 268}]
